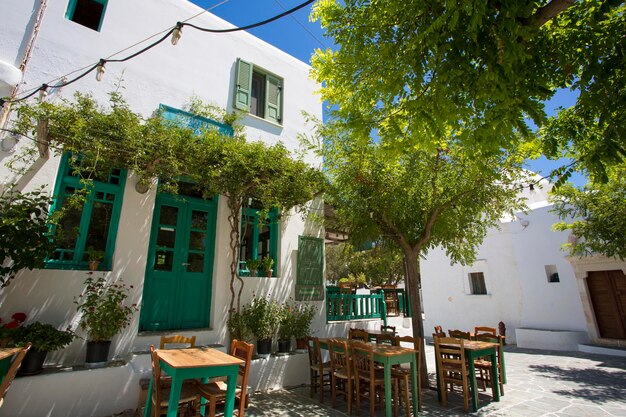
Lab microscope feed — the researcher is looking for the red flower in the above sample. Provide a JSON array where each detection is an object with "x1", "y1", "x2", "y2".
[
  {"x1": 11, "y1": 312, "x2": 27, "y2": 322},
  {"x1": 6, "y1": 321, "x2": 20, "y2": 329}
]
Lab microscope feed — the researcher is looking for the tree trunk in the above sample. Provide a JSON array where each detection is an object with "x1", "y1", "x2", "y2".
[
  {"x1": 226, "y1": 196, "x2": 245, "y2": 317},
  {"x1": 404, "y1": 248, "x2": 429, "y2": 388}
]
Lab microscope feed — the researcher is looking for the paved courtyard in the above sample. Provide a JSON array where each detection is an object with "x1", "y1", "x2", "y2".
[{"x1": 243, "y1": 344, "x2": 626, "y2": 417}]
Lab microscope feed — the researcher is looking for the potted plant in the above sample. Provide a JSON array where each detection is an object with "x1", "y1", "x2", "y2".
[
  {"x1": 86, "y1": 246, "x2": 105, "y2": 271},
  {"x1": 0, "y1": 312, "x2": 27, "y2": 347},
  {"x1": 13, "y1": 321, "x2": 75, "y2": 375},
  {"x1": 292, "y1": 303, "x2": 317, "y2": 352},
  {"x1": 261, "y1": 256, "x2": 275, "y2": 277},
  {"x1": 277, "y1": 305, "x2": 294, "y2": 355},
  {"x1": 226, "y1": 309, "x2": 250, "y2": 343},
  {"x1": 74, "y1": 273, "x2": 137, "y2": 365},
  {"x1": 242, "y1": 295, "x2": 281, "y2": 357},
  {"x1": 245, "y1": 258, "x2": 261, "y2": 277}
]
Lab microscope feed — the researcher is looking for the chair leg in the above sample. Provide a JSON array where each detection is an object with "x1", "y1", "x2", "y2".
[
  {"x1": 331, "y1": 375, "x2": 337, "y2": 408},
  {"x1": 347, "y1": 379, "x2": 353, "y2": 415}
]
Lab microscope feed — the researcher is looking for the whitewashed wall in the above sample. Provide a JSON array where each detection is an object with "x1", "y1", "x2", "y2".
[
  {"x1": 0, "y1": 0, "x2": 326, "y2": 369},
  {"x1": 421, "y1": 182, "x2": 588, "y2": 344}
]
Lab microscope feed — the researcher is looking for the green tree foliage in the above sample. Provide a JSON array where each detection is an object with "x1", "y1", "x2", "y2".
[
  {"x1": 551, "y1": 162, "x2": 626, "y2": 260},
  {"x1": 11, "y1": 93, "x2": 324, "y2": 314},
  {"x1": 0, "y1": 186, "x2": 57, "y2": 287},
  {"x1": 326, "y1": 242, "x2": 404, "y2": 287}
]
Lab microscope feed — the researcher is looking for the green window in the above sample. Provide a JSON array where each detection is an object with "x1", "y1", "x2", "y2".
[
  {"x1": 239, "y1": 207, "x2": 279, "y2": 277},
  {"x1": 47, "y1": 152, "x2": 126, "y2": 270},
  {"x1": 234, "y1": 58, "x2": 283, "y2": 125},
  {"x1": 65, "y1": 0, "x2": 108, "y2": 31}
]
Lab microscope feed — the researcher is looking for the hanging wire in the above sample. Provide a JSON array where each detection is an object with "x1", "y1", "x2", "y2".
[{"x1": 1, "y1": 0, "x2": 314, "y2": 106}]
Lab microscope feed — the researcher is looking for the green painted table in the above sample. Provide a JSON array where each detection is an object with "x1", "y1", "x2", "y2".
[
  {"x1": 436, "y1": 340, "x2": 500, "y2": 412},
  {"x1": 0, "y1": 348, "x2": 20, "y2": 386},
  {"x1": 320, "y1": 338, "x2": 419, "y2": 417},
  {"x1": 143, "y1": 347, "x2": 243, "y2": 417}
]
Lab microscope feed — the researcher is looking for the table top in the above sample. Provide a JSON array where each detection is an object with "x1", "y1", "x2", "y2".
[
  {"x1": 440, "y1": 340, "x2": 499, "y2": 351},
  {"x1": 157, "y1": 347, "x2": 244, "y2": 369},
  {"x1": 0, "y1": 347, "x2": 21, "y2": 361},
  {"x1": 319, "y1": 337, "x2": 417, "y2": 356}
]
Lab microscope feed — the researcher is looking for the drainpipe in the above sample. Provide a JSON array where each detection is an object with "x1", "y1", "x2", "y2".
[{"x1": 0, "y1": 0, "x2": 48, "y2": 138}]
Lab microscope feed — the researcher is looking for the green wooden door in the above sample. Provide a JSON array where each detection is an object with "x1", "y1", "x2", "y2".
[{"x1": 140, "y1": 193, "x2": 217, "y2": 331}]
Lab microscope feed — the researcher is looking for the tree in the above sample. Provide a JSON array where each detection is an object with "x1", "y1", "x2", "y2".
[
  {"x1": 551, "y1": 161, "x2": 626, "y2": 260},
  {"x1": 311, "y1": 0, "x2": 625, "y2": 179}
]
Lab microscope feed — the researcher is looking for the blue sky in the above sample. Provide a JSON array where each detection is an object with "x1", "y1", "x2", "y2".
[{"x1": 197, "y1": 0, "x2": 586, "y2": 187}]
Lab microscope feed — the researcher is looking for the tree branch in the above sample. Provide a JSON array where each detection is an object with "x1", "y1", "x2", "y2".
[{"x1": 531, "y1": 0, "x2": 575, "y2": 28}]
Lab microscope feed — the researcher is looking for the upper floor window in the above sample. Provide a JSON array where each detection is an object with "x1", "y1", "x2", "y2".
[
  {"x1": 239, "y1": 206, "x2": 279, "y2": 277},
  {"x1": 65, "y1": 0, "x2": 108, "y2": 31},
  {"x1": 47, "y1": 153, "x2": 126, "y2": 270},
  {"x1": 234, "y1": 59, "x2": 283, "y2": 125},
  {"x1": 469, "y1": 272, "x2": 487, "y2": 295}
]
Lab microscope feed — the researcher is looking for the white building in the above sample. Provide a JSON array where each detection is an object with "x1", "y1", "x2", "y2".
[
  {"x1": 421, "y1": 176, "x2": 626, "y2": 353},
  {"x1": 0, "y1": 0, "x2": 330, "y2": 415}
]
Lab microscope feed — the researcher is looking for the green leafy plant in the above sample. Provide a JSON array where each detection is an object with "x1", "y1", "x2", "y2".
[
  {"x1": 277, "y1": 305, "x2": 294, "y2": 341},
  {"x1": 242, "y1": 295, "x2": 282, "y2": 341},
  {"x1": 226, "y1": 309, "x2": 250, "y2": 342},
  {"x1": 74, "y1": 273, "x2": 138, "y2": 342},
  {"x1": 12, "y1": 321, "x2": 75, "y2": 352},
  {"x1": 86, "y1": 246, "x2": 105, "y2": 262},
  {"x1": 291, "y1": 303, "x2": 317, "y2": 340},
  {"x1": 261, "y1": 256, "x2": 275, "y2": 276},
  {"x1": 245, "y1": 258, "x2": 261, "y2": 276}
]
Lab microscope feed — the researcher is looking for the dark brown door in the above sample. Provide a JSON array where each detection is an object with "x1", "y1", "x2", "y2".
[{"x1": 587, "y1": 270, "x2": 626, "y2": 339}]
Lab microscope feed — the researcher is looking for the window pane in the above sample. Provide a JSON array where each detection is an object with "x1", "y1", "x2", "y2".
[
  {"x1": 83, "y1": 201, "x2": 113, "y2": 261},
  {"x1": 157, "y1": 227, "x2": 176, "y2": 248},
  {"x1": 178, "y1": 182, "x2": 204, "y2": 199},
  {"x1": 239, "y1": 219, "x2": 254, "y2": 261},
  {"x1": 159, "y1": 206, "x2": 178, "y2": 226},
  {"x1": 191, "y1": 210, "x2": 208, "y2": 229},
  {"x1": 189, "y1": 232, "x2": 206, "y2": 251},
  {"x1": 70, "y1": 0, "x2": 105, "y2": 31},
  {"x1": 250, "y1": 72, "x2": 265, "y2": 117},
  {"x1": 55, "y1": 198, "x2": 83, "y2": 252},
  {"x1": 257, "y1": 223, "x2": 270, "y2": 259},
  {"x1": 155, "y1": 250, "x2": 174, "y2": 271},
  {"x1": 187, "y1": 253, "x2": 204, "y2": 273}
]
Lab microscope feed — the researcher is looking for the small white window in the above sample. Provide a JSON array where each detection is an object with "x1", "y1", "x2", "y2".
[
  {"x1": 545, "y1": 265, "x2": 560, "y2": 283},
  {"x1": 469, "y1": 272, "x2": 487, "y2": 295}
]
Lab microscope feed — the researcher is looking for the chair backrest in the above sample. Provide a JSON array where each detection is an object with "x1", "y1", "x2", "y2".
[
  {"x1": 433, "y1": 325, "x2": 445, "y2": 337},
  {"x1": 395, "y1": 335, "x2": 421, "y2": 368},
  {"x1": 375, "y1": 332, "x2": 395, "y2": 346},
  {"x1": 434, "y1": 336, "x2": 466, "y2": 375},
  {"x1": 339, "y1": 282, "x2": 355, "y2": 294},
  {"x1": 159, "y1": 335, "x2": 196, "y2": 349},
  {"x1": 380, "y1": 324, "x2": 396, "y2": 335},
  {"x1": 474, "y1": 326, "x2": 497, "y2": 336},
  {"x1": 305, "y1": 336, "x2": 317, "y2": 367},
  {"x1": 349, "y1": 328, "x2": 368, "y2": 342},
  {"x1": 0, "y1": 343, "x2": 31, "y2": 405},
  {"x1": 448, "y1": 329, "x2": 471, "y2": 340},
  {"x1": 149, "y1": 345, "x2": 163, "y2": 417},
  {"x1": 328, "y1": 339, "x2": 352, "y2": 378},
  {"x1": 351, "y1": 340, "x2": 376, "y2": 380},
  {"x1": 229, "y1": 339, "x2": 254, "y2": 389}
]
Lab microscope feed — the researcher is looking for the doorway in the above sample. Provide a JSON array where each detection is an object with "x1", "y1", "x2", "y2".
[{"x1": 587, "y1": 270, "x2": 626, "y2": 339}]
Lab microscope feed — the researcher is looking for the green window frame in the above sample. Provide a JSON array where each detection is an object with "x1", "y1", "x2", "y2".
[
  {"x1": 65, "y1": 0, "x2": 108, "y2": 32},
  {"x1": 238, "y1": 207, "x2": 279, "y2": 277},
  {"x1": 234, "y1": 58, "x2": 283, "y2": 125},
  {"x1": 46, "y1": 152, "x2": 126, "y2": 270}
]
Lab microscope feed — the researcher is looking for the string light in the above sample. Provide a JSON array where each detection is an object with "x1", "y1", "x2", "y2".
[
  {"x1": 95, "y1": 60, "x2": 106, "y2": 82},
  {"x1": 171, "y1": 22, "x2": 183, "y2": 45},
  {"x1": 39, "y1": 84, "x2": 48, "y2": 101}
]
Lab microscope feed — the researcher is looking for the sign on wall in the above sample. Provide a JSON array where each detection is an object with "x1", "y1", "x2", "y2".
[{"x1": 295, "y1": 235, "x2": 324, "y2": 301}]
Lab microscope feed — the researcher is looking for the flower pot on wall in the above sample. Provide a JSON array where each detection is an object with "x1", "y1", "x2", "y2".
[
  {"x1": 85, "y1": 340, "x2": 111, "y2": 365},
  {"x1": 17, "y1": 348, "x2": 48, "y2": 375},
  {"x1": 295, "y1": 338, "x2": 308, "y2": 353},
  {"x1": 256, "y1": 338, "x2": 272, "y2": 357},
  {"x1": 277, "y1": 339, "x2": 291, "y2": 355}
]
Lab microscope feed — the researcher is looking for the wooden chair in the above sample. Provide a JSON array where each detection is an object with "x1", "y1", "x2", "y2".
[
  {"x1": 434, "y1": 336, "x2": 470, "y2": 412},
  {"x1": 351, "y1": 340, "x2": 396, "y2": 417},
  {"x1": 0, "y1": 343, "x2": 31, "y2": 409},
  {"x1": 159, "y1": 335, "x2": 196, "y2": 349},
  {"x1": 393, "y1": 335, "x2": 422, "y2": 412},
  {"x1": 448, "y1": 329, "x2": 471, "y2": 340},
  {"x1": 196, "y1": 339, "x2": 254, "y2": 417},
  {"x1": 433, "y1": 325, "x2": 445, "y2": 338},
  {"x1": 306, "y1": 337, "x2": 331, "y2": 402},
  {"x1": 328, "y1": 338, "x2": 354, "y2": 414},
  {"x1": 380, "y1": 324, "x2": 396, "y2": 335},
  {"x1": 474, "y1": 333, "x2": 505, "y2": 395},
  {"x1": 339, "y1": 283, "x2": 356, "y2": 316},
  {"x1": 149, "y1": 345, "x2": 200, "y2": 417},
  {"x1": 349, "y1": 328, "x2": 369, "y2": 342},
  {"x1": 375, "y1": 333, "x2": 395, "y2": 346},
  {"x1": 474, "y1": 327, "x2": 497, "y2": 337}
]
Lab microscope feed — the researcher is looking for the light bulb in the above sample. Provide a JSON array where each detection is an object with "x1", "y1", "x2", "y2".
[
  {"x1": 171, "y1": 22, "x2": 182, "y2": 45},
  {"x1": 96, "y1": 60, "x2": 106, "y2": 82},
  {"x1": 39, "y1": 84, "x2": 48, "y2": 101}
]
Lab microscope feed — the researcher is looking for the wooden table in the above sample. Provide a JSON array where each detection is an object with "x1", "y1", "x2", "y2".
[
  {"x1": 143, "y1": 347, "x2": 244, "y2": 417},
  {"x1": 320, "y1": 338, "x2": 419, "y2": 417},
  {"x1": 0, "y1": 348, "x2": 21, "y2": 386},
  {"x1": 436, "y1": 340, "x2": 500, "y2": 412},
  {"x1": 360, "y1": 329, "x2": 395, "y2": 342}
]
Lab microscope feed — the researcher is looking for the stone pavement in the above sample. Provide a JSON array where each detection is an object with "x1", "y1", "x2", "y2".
[{"x1": 242, "y1": 344, "x2": 626, "y2": 417}]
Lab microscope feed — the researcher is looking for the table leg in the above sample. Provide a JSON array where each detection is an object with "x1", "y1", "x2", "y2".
[
  {"x1": 467, "y1": 351, "x2": 478, "y2": 412},
  {"x1": 167, "y1": 377, "x2": 183, "y2": 417},
  {"x1": 410, "y1": 358, "x2": 419, "y2": 417},
  {"x1": 223, "y1": 370, "x2": 238, "y2": 417},
  {"x1": 0, "y1": 356, "x2": 11, "y2": 386},
  {"x1": 143, "y1": 377, "x2": 153, "y2": 417},
  {"x1": 384, "y1": 363, "x2": 393, "y2": 417},
  {"x1": 490, "y1": 352, "x2": 500, "y2": 401},
  {"x1": 500, "y1": 348, "x2": 507, "y2": 384}
]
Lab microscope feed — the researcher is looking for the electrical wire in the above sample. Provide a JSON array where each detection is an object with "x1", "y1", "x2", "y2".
[
  {"x1": 1, "y1": 0, "x2": 314, "y2": 106},
  {"x1": 272, "y1": 0, "x2": 329, "y2": 49}
]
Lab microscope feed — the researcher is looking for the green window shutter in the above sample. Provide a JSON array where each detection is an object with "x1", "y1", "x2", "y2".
[
  {"x1": 234, "y1": 59, "x2": 253, "y2": 111},
  {"x1": 265, "y1": 74, "x2": 282, "y2": 124},
  {"x1": 296, "y1": 236, "x2": 324, "y2": 300}
]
